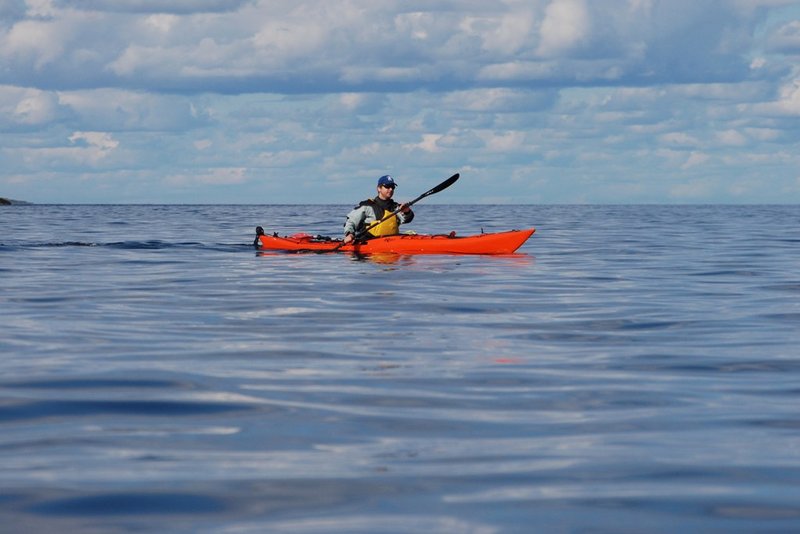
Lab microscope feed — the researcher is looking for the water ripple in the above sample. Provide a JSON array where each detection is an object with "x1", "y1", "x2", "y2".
[{"x1": 1, "y1": 204, "x2": 799, "y2": 532}]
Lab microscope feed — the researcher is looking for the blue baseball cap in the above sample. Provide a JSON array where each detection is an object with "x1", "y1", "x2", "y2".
[{"x1": 377, "y1": 175, "x2": 397, "y2": 188}]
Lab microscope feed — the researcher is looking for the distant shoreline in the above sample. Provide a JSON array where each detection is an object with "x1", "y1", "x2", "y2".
[{"x1": 1, "y1": 197, "x2": 31, "y2": 205}]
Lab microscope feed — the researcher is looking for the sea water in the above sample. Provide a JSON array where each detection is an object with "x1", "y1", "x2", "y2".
[{"x1": 1, "y1": 204, "x2": 799, "y2": 533}]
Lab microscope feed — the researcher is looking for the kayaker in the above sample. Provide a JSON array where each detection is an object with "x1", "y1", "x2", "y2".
[{"x1": 343, "y1": 175, "x2": 414, "y2": 244}]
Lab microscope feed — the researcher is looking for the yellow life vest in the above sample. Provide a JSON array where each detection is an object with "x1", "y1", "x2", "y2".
[{"x1": 366, "y1": 206, "x2": 399, "y2": 237}]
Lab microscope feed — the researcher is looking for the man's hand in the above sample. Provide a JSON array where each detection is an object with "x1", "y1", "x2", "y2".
[{"x1": 343, "y1": 233, "x2": 354, "y2": 244}]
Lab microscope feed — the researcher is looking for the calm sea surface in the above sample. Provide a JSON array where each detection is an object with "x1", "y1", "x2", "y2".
[{"x1": 1, "y1": 204, "x2": 799, "y2": 533}]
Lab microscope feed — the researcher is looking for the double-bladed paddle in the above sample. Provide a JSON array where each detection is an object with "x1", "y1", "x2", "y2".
[{"x1": 336, "y1": 172, "x2": 460, "y2": 249}]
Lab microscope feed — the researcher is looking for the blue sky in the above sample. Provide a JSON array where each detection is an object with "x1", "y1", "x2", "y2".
[{"x1": 1, "y1": 0, "x2": 799, "y2": 204}]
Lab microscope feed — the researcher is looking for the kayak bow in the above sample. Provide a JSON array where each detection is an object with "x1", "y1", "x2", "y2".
[{"x1": 256, "y1": 228, "x2": 535, "y2": 255}]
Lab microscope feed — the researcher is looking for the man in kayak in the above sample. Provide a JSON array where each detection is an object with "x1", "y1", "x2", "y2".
[{"x1": 342, "y1": 175, "x2": 414, "y2": 244}]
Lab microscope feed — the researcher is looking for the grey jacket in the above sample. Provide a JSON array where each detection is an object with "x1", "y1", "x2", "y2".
[{"x1": 343, "y1": 199, "x2": 414, "y2": 237}]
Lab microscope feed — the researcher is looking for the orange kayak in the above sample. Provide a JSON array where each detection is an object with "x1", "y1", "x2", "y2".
[{"x1": 257, "y1": 228, "x2": 535, "y2": 255}]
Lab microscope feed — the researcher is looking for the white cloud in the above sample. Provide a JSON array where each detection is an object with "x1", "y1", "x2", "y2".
[
  {"x1": 0, "y1": 86, "x2": 59, "y2": 124},
  {"x1": 443, "y1": 88, "x2": 555, "y2": 113},
  {"x1": 0, "y1": 0, "x2": 783, "y2": 93},
  {"x1": 254, "y1": 150, "x2": 319, "y2": 167},
  {"x1": 9, "y1": 130, "x2": 119, "y2": 169},
  {"x1": 25, "y1": 0, "x2": 58, "y2": 18},
  {"x1": 2, "y1": 0, "x2": 800, "y2": 203},
  {"x1": 537, "y1": 0, "x2": 591, "y2": 57},
  {"x1": 460, "y1": 7, "x2": 537, "y2": 57},
  {"x1": 743, "y1": 127, "x2": 779, "y2": 141},
  {"x1": 479, "y1": 130, "x2": 528, "y2": 152},
  {"x1": 773, "y1": 78, "x2": 800, "y2": 114},
  {"x1": 144, "y1": 14, "x2": 179, "y2": 33},
  {"x1": 765, "y1": 19, "x2": 800, "y2": 54},
  {"x1": 2, "y1": 19, "x2": 64, "y2": 69},
  {"x1": 166, "y1": 167, "x2": 247, "y2": 186},
  {"x1": 69, "y1": 131, "x2": 118, "y2": 150},
  {"x1": 405, "y1": 134, "x2": 443, "y2": 153},
  {"x1": 749, "y1": 76, "x2": 800, "y2": 116},
  {"x1": 716, "y1": 129, "x2": 748, "y2": 146},
  {"x1": 54, "y1": 0, "x2": 248, "y2": 14},
  {"x1": 339, "y1": 93, "x2": 387, "y2": 115},
  {"x1": 250, "y1": 6, "x2": 330, "y2": 60},
  {"x1": 660, "y1": 132, "x2": 701, "y2": 147},
  {"x1": 670, "y1": 180, "x2": 714, "y2": 199},
  {"x1": 681, "y1": 151, "x2": 710, "y2": 170},
  {"x1": 58, "y1": 89, "x2": 209, "y2": 130}
]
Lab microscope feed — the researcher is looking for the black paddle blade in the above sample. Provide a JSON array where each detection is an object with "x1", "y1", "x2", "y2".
[{"x1": 419, "y1": 173, "x2": 459, "y2": 201}]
